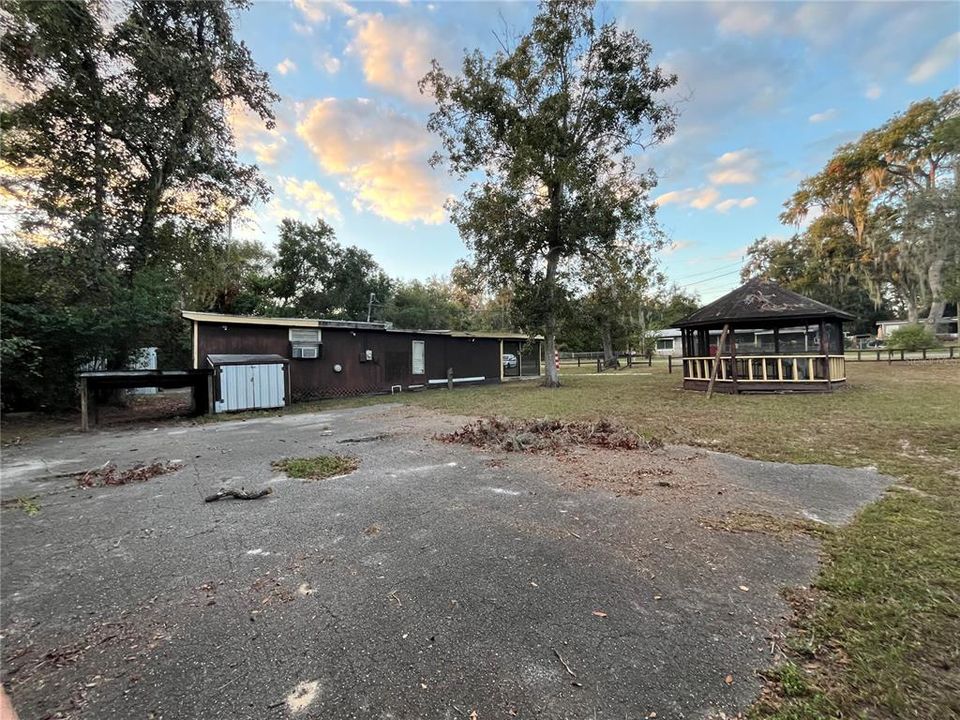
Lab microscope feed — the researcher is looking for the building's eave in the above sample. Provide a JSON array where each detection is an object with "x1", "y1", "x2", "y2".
[
  {"x1": 182, "y1": 311, "x2": 322, "y2": 329},
  {"x1": 182, "y1": 311, "x2": 540, "y2": 339}
]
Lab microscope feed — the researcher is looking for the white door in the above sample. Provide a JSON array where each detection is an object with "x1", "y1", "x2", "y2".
[{"x1": 216, "y1": 363, "x2": 285, "y2": 413}]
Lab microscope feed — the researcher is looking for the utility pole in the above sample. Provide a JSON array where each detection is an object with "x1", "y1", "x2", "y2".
[{"x1": 367, "y1": 292, "x2": 377, "y2": 323}]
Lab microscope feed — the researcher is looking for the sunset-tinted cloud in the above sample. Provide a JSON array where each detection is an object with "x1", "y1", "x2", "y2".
[{"x1": 296, "y1": 98, "x2": 448, "y2": 224}]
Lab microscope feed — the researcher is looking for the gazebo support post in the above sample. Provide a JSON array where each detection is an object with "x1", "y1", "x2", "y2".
[
  {"x1": 706, "y1": 323, "x2": 730, "y2": 399},
  {"x1": 80, "y1": 376, "x2": 90, "y2": 432},
  {"x1": 729, "y1": 327, "x2": 740, "y2": 395},
  {"x1": 819, "y1": 319, "x2": 832, "y2": 391}
]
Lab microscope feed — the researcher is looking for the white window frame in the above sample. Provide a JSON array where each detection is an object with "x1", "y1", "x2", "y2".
[{"x1": 412, "y1": 340, "x2": 425, "y2": 375}]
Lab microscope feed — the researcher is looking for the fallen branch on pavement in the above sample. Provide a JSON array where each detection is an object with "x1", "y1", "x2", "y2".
[{"x1": 204, "y1": 487, "x2": 273, "y2": 503}]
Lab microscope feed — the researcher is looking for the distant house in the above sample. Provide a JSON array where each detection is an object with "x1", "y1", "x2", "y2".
[
  {"x1": 653, "y1": 328, "x2": 682, "y2": 356},
  {"x1": 182, "y1": 311, "x2": 542, "y2": 407},
  {"x1": 876, "y1": 316, "x2": 958, "y2": 341}
]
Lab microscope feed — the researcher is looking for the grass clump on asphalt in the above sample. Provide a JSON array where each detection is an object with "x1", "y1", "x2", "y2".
[
  {"x1": 272, "y1": 455, "x2": 359, "y2": 480},
  {"x1": 0, "y1": 496, "x2": 41, "y2": 516}
]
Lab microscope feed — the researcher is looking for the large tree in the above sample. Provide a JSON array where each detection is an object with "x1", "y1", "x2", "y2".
[
  {"x1": 742, "y1": 235, "x2": 892, "y2": 335},
  {"x1": 269, "y1": 218, "x2": 392, "y2": 320},
  {"x1": 578, "y1": 240, "x2": 657, "y2": 367},
  {"x1": 782, "y1": 91, "x2": 959, "y2": 326},
  {"x1": 0, "y1": 0, "x2": 276, "y2": 406},
  {"x1": 2, "y1": 0, "x2": 276, "y2": 267},
  {"x1": 421, "y1": 0, "x2": 676, "y2": 386}
]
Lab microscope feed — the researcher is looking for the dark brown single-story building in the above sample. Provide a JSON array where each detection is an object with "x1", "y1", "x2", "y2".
[{"x1": 183, "y1": 311, "x2": 543, "y2": 406}]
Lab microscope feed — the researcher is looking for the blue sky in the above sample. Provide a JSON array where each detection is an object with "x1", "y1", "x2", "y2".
[{"x1": 229, "y1": 0, "x2": 959, "y2": 301}]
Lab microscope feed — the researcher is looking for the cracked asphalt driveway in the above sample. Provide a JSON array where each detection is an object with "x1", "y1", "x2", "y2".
[{"x1": 0, "y1": 405, "x2": 890, "y2": 719}]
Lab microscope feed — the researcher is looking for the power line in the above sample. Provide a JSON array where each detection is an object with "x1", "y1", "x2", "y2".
[
  {"x1": 677, "y1": 268, "x2": 743, "y2": 290},
  {"x1": 667, "y1": 259, "x2": 744, "y2": 283}
]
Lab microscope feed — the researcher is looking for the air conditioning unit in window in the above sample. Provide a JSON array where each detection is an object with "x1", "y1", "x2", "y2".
[{"x1": 292, "y1": 345, "x2": 319, "y2": 359}]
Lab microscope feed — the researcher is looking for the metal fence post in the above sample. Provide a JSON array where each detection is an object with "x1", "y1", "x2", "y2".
[{"x1": 668, "y1": 355, "x2": 672, "y2": 374}]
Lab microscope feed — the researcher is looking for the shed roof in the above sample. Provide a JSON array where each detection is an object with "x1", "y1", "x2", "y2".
[
  {"x1": 207, "y1": 354, "x2": 289, "y2": 366},
  {"x1": 674, "y1": 278, "x2": 854, "y2": 328}
]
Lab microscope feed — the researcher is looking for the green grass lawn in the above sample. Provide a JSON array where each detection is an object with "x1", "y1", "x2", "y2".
[{"x1": 322, "y1": 360, "x2": 960, "y2": 719}]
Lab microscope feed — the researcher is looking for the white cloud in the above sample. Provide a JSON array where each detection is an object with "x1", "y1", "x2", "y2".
[
  {"x1": 276, "y1": 58, "x2": 297, "y2": 76},
  {"x1": 227, "y1": 101, "x2": 288, "y2": 166},
  {"x1": 292, "y1": 0, "x2": 357, "y2": 24},
  {"x1": 708, "y1": 149, "x2": 761, "y2": 185},
  {"x1": 663, "y1": 240, "x2": 694, "y2": 255},
  {"x1": 292, "y1": 22, "x2": 313, "y2": 36},
  {"x1": 656, "y1": 185, "x2": 758, "y2": 213},
  {"x1": 808, "y1": 108, "x2": 837, "y2": 124},
  {"x1": 347, "y1": 12, "x2": 451, "y2": 105},
  {"x1": 908, "y1": 32, "x2": 960, "y2": 84},
  {"x1": 296, "y1": 98, "x2": 449, "y2": 224},
  {"x1": 715, "y1": 196, "x2": 758, "y2": 213},
  {"x1": 864, "y1": 83, "x2": 882, "y2": 100},
  {"x1": 713, "y1": 3, "x2": 774, "y2": 36},
  {"x1": 277, "y1": 175, "x2": 342, "y2": 222},
  {"x1": 316, "y1": 51, "x2": 341, "y2": 74},
  {"x1": 655, "y1": 187, "x2": 720, "y2": 210}
]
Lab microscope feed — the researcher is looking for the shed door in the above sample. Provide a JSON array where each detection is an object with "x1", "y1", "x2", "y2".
[{"x1": 217, "y1": 364, "x2": 285, "y2": 413}]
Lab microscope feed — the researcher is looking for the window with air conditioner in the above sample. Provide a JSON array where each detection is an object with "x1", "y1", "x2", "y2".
[
  {"x1": 289, "y1": 328, "x2": 321, "y2": 359},
  {"x1": 292, "y1": 345, "x2": 319, "y2": 359}
]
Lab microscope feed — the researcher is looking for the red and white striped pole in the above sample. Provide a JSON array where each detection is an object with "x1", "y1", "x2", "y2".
[{"x1": 554, "y1": 350, "x2": 560, "y2": 372}]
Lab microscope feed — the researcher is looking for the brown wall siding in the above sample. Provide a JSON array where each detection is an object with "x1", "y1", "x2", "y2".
[{"x1": 195, "y1": 322, "x2": 514, "y2": 400}]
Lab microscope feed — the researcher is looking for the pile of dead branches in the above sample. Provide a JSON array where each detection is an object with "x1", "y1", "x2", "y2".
[
  {"x1": 75, "y1": 460, "x2": 183, "y2": 488},
  {"x1": 437, "y1": 417, "x2": 661, "y2": 454}
]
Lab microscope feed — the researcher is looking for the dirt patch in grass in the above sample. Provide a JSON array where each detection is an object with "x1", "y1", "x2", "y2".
[
  {"x1": 700, "y1": 511, "x2": 835, "y2": 541},
  {"x1": 272, "y1": 455, "x2": 359, "y2": 480},
  {"x1": 437, "y1": 416, "x2": 662, "y2": 453},
  {"x1": 74, "y1": 460, "x2": 183, "y2": 488}
]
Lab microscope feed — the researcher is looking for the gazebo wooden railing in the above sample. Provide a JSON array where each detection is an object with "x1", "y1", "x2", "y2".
[{"x1": 683, "y1": 354, "x2": 846, "y2": 384}]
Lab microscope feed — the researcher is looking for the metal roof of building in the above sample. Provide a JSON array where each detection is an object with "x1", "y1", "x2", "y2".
[
  {"x1": 674, "y1": 278, "x2": 854, "y2": 328},
  {"x1": 182, "y1": 310, "x2": 540, "y2": 340}
]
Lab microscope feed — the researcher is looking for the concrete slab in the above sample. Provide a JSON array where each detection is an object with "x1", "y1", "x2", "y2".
[{"x1": 0, "y1": 405, "x2": 891, "y2": 719}]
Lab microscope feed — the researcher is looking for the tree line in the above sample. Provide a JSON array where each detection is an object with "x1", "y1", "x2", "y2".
[
  {"x1": 3, "y1": 0, "x2": 954, "y2": 412},
  {"x1": 2, "y1": 0, "x2": 687, "y2": 409}
]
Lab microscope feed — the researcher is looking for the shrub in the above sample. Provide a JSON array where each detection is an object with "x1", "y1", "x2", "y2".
[{"x1": 887, "y1": 324, "x2": 940, "y2": 351}]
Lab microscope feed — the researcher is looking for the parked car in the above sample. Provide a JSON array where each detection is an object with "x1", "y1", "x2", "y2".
[{"x1": 502, "y1": 353, "x2": 518, "y2": 369}]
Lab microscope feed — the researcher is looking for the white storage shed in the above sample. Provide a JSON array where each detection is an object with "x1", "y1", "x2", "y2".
[{"x1": 207, "y1": 354, "x2": 289, "y2": 413}]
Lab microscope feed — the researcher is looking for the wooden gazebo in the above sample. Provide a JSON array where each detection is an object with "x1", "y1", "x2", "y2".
[{"x1": 674, "y1": 278, "x2": 853, "y2": 393}]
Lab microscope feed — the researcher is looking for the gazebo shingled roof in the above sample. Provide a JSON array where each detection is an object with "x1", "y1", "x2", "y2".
[{"x1": 674, "y1": 278, "x2": 854, "y2": 329}]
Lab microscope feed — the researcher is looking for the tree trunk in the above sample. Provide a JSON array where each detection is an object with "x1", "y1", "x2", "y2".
[
  {"x1": 600, "y1": 321, "x2": 618, "y2": 368},
  {"x1": 542, "y1": 246, "x2": 561, "y2": 388},
  {"x1": 925, "y1": 255, "x2": 946, "y2": 329},
  {"x1": 904, "y1": 294, "x2": 919, "y2": 324}
]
